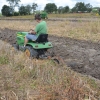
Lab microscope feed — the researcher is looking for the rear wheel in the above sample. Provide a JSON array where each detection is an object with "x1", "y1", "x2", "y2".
[{"x1": 25, "y1": 46, "x2": 38, "y2": 58}]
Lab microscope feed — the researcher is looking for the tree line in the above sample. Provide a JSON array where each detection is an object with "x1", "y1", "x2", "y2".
[{"x1": 1, "y1": 0, "x2": 99, "y2": 17}]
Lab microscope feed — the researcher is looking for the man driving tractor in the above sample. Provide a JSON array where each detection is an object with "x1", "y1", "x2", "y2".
[
  {"x1": 24, "y1": 14, "x2": 47, "y2": 47},
  {"x1": 16, "y1": 14, "x2": 61, "y2": 64}
]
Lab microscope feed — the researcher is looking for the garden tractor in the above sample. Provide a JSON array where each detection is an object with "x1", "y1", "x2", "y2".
[
  {"x1": 16, "y1": 32, "x2": 63, "y2": 64},
  {"x1": 40, "y1": 11, "x2": 48, "y2": 19},
  {"x1": 35, "y1": 11, "x2": 48, "y2": 19}
]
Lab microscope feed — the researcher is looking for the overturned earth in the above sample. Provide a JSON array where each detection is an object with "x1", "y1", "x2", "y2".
[{"x1": 0, "y1": 28, "x2": 100, "y2": 80}]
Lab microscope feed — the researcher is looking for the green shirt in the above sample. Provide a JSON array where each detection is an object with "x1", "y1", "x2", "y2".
[{"x1": 34, "y1": 21, "x2": 47, "y2": 36}]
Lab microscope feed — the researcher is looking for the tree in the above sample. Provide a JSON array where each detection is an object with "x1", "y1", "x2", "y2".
[
  {"x1": 19, "y1": 5, "x2": 27, "y2": 15},
  {"x1": 58, "y1": 6, "x2": 64, "y2": 14},
  {"x1": 71, "y1": 7, "x2": 76, "y2": 13},
  {"x1": 14, "y1": 11, "x2": 19, "y2": 16},
  {"x1": 72, "y1": 2, "x2": 86, "y2": 13},
  {"x1": 85, "y1": 3, "x2": 92, "y2": 12},
  {"x1": 25, "y1": 4, "x2": 32, "y2": 15},
  {"x1": 44, "y1": 3, "x2": 57, "y2": 13},
  {"x1": 1, "y1": 5, "x2": 13, "y2": 16},
  {"x1": 32, "y1": 3, "x2": 38, "y2": 13},
  {"x1": 99, "y1": 8, "x2": 100, "y2": 15},
  {"x1": 6, "y1": 0, "x2": 20, "y2": 12},
  {"x1": 63, "y1": 6, "x2": 70, "y2": 13}
]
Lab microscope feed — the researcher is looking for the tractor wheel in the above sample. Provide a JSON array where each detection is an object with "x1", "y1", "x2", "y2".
[
  {"x1": 25, "y1": 46, "x2": 38, "y2": 58},
  {"x1": 12, "y1": 44, "x2": 19, "y2": 50}
]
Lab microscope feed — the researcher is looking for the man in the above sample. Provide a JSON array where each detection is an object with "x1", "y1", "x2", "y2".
[{"x1": 24, "y1": 14, "x2": 47, "y2": 47}]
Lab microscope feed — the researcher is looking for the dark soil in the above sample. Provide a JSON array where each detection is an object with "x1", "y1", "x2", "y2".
[{"x1": 0, "y1": 28, "x2": 100, "y2": 80}]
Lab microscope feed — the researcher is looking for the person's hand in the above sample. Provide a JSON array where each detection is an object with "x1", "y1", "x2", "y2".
[
  {"x1": 31, "y1": 32, "x2": 36, "y2": 35},
  {"x1": 30, "y1": 29, "x2": 34, "y2": 33}
]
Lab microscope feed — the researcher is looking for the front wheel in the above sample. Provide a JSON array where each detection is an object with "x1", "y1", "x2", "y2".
[
  {"x1": 25, "y1": 46, "x2": 38, "y2": 58},
  {"x1": 12, "y1": 44, "x2": 19, "y2": 50}
]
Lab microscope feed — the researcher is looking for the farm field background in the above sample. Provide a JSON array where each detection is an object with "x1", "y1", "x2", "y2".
[
  {"x1": 0, "y1": 13, "x2": 100, "y2": 19},
  {"x1": 0, "y1": 15, "x2": 100, "y2": 42},
  {"x1": 0, "y1": 13, "x2": 100, "y2": 99}
]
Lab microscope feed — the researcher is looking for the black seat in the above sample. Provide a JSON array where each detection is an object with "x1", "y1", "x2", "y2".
[{"x1": 35, "y1": 34, "x2": 48, "y2": 43}]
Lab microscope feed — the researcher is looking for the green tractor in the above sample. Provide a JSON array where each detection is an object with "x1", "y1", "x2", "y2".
[
  {"x1": 35, "y1": 11, "x2": 48, "y2": 19},
  {"x1": 91, "y1": 8, "x2": 100, "y2": 16},
  {"x1": 40, "y1": 11, "x2": 48, "y2": 19},
  {"x1": 16, "y1": 32, "x2": 61, "y2": 63}
]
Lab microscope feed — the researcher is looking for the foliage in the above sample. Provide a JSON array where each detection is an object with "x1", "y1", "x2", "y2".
[
  {"x1": 58, "y1": 6, "x2": 70, "y2": 14},
  {"x1": 63, "y1": 6, "x2": 70, "y2": 13},
  {"x1": 1, "y1": 5, "x2": 13, "y2": 16},
  {"x1": 71, "y1": 2, "x2": 92, "y2": 13},
  {"x1": 99, "y1": 8, "x2": 100, "y2": 15},
  {"x1": 19, "y1": 4, "x2": 34, "y2": 15},
  {"x1": 25, "y1": 4, "x2": 32, "y2": 15},
  {"x1": 19, "y1": 5, "x2": 28, "y2": 15},
  {"x1": 6, "y1": 0, "x2": 20, "y2": 12},
  {"x1": 14, "y1": 11, "x2": 19, "y2": 16},
  {"x1": 72, "y1": 2, "x2": 86, "y2": 12},
  {"x1": 58, "y1": 6, "x2": 63, "y2": 14},
  {"x1": 6, "y1": 0, "x2": 20, "y2": 7},
  {"x1": 44, "y1": 3, "x2": 57, "y2": 13},
  {"x1": 85, "y1": 3, "x2": 92, "y2": 12},
  {"x1": 32, "y1": 3, "x2": 38, "y2": 13}
]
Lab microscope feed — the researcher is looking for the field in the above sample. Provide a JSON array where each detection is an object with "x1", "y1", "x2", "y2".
[{"x1": 0, "y1": 14, "x2": 100, "y2": 99}]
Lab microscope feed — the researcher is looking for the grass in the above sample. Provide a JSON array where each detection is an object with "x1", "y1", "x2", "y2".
[
  {"x1": 0, "y1": 13, "x2": 99, "y2": 19},
  {"x1": 0, "y1": 56, "x2": 9, "y2": 64},
  {"x1": 0, "y1": 13, "x2": 2, "y2": 16},
  {"x1": 0, "y1": 40, "x2": 99, "y2": 99},
  {"x1": 48, "y1": 13, "x2": 98, "y2": 18},
  {"x1": 0, "y1": 19, "x2": 100, "y2": 42}
]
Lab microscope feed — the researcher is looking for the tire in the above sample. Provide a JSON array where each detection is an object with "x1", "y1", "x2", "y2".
[
  {"x1": 25, "y1": 46, "x2": 38, "y2": 58},
  {"x1": 12, "y1": 44, "x2": 19, "y2": 50}
]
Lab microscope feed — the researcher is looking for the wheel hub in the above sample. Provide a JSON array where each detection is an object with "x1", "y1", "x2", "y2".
[{"x1": 25, "y1": 49, "x2": 31, "y2": 57}]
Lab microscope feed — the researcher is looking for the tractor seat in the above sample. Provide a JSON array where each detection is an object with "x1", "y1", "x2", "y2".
[{"x1": 34, "y1": 34, "x2": 48, "y2": 43}]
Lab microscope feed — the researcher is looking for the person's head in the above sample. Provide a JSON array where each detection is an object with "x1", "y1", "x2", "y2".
[{"x1": 35, "y1": 14, "x2": 41, "y2": 21}]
